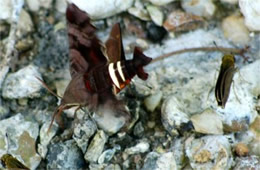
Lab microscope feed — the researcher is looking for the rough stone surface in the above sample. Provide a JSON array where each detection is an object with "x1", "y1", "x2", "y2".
[
  {"x1": 73, "y1": 117, "x2": 97, "y2": 153},
  {"x1": 0, "y1": 114, "x2": 41, "y2": 170},
  {"x1": 69, "y1": 0, "x2": 134, "y2": 19},
  {"x1": 239, "y1": 0, "x2": 260, "y2": 31},
  {"x1": 185, "y1": 135, "x2": 232, "y2": 169},
  {"x1": 46, "y1": 140, "x2": 86, "y2": 169},
  {"x1": 191, "y1": 109, "x2": 223, "y2": 135},
  {"x1": 2, "y1": 65, "x2": 42, "y2": 99},
  {"x1": 84, "y1": 130, "x2": 108, "y2": 163},
  {"x1": 222, "y1": 15, "x2": 250, "y2": 45},
  {"x1": 26, "y1": 0, "x2": 53, "y2": 11},
  {"x1": 38, "y1": 121, "x2": 58, "y2": 158},
  {"x1": 147, "y1": 5, "x2": 164, "y2": 26},
  {"x1": 144, "y1": 90, "x2": 163, "y2": 112},
  {"x1": 125, "y1": 141, "x2": 150, "y2": 155},
  {"x1": 181, "y1": 0, "x2": 216, "y2": 18},
  {"x1": 148, "y1": 0, "x2": 176, "y2": 6}
]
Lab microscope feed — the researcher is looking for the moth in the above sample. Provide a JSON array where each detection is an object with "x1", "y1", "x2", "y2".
[
  {"x1": 215, "y1": 54, "x2": 237, "y2": 108},
  {"x1": 0, "y1": 154, "x2": 30, "y2": 170},
  {"x1": 46, "y1": 3, "x2": 152, "y2": 131}
]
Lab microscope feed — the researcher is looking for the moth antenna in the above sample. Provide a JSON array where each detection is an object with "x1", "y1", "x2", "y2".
[{"x1": 35, "y1": 76, "x2": 62, "y2": 99}]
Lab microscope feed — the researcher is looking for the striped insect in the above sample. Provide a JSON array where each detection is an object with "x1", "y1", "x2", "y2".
[
  {"x1": 46, "y1": 3, "x2": 152, "y2": 131},
  {"x1": 215, "y1": 54, "x2": 237, "y2": 108}
]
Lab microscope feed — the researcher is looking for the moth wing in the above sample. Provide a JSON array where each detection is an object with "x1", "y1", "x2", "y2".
[
  {"x1": 215, "y1": 68, "x2": 225, "y2": 105},
  {"x1": 219, "y1": 67, "x2": 237, "y2": 108},
  {"x1": 66, "y1": 3, "x2": 108, "y2": 78},
  {"x1": 105, "y1": 23, "x2": 126, "y2": 63}
]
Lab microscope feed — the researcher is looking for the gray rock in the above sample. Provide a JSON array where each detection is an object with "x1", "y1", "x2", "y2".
[
  {"x1": 147, "y1": 5, "x2": 164, "y2": 26},
  {"x1": 222, "y1": 15, "x2": 250, "y2": 45},
  {"x1": 55, "y1": 0, "x2": 68, "y2": 13},
  {"x1": 73, "y1": 117, "x2": 97, "y2": 153},
  {"x1": 125, "y1": 141, "x2": 150, "y2": 155},
  {"x1": 239, "y1": 0, "x2": 260, "y2": 31},
  {"x1": 233, "y1": 155, "x2": 260, "y2": 170},
  {"x1": 26, "y1": 0, "x2": 53, "y2": 11},
  {"x1": 161, "y1": 96, "x2": 190, "y2": 135},
  {"x1": 181, "y1": 0, "x2": 216, "y2": 18},
  {"x1": 0, "y1": 104, "x2": 9, "y2": 120},
  {"x1": 17, "y1": 9, "x2": 34, "y2": 36},
  {"x1": 128, "y1": 0, "x2": 150, "y2": 21},
  {"x1": 0, "y1": 113, "x2": 41, "y2": 170},
  {"x1": 38, "y1": 121, "x2": 58, "y2": 158},
  {"x1": 185, "y1": 135, "x2": 232, "y2": 169},
  {"x1": 133, "y1": 121, "x2": 145, "y2": 137},
  {"x1": 93, "y1": 110, "x2": 127, "y2": 135},
  {"x1": 70, "y1": 0, "x2": 134, "y2": 19},
  {"x1": 85, "y1": 130, "x2": 108, "y2": 163},
  {"x1": 98, "y1": 145, "x2": 120, "y2": 164},
  {"x1": 142, "y1": 152, "x2": 177, "y2": 170},
  {"x1": 0, "y1": 0, "x2": 12, "y2": 21},
  {"x1": 2, "y1": 65, "x2": 43, "y2": 99},
  {"x1": 191, "y1": 108, "x2": 223, "y2": 135},
  {"x1": 46, "y1": 140, "x2": 86, "y2": 170},
  {"x1": 148, "y1": 0, "x2": 176, "y2": 6},
  {"x1": 144, "y1": 90, "x2": 163, "y2": 112}
]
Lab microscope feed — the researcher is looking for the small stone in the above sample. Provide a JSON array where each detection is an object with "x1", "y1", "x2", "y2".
[
  {"x1": 148, "y1": 0, "x2": 176, "y2": 6},
  {"x1": 144, "y1": 91, "x2": 162, "y2": 112},
  {"x1": 181, "y1": 0, "x2": 216, "y2": 18},
  {"x1": 185, "y1": 135, "x2": 232, "y2": 169},
  {"x1": 98, "y1": 145, "x2": 120, "y2": 164},
  {"x1": 38, "y1": 121, "x2": 58, "y2": 158},
  {"x1": 26, "y1": 0, "x2": 53, "y2": 11},
  {"x1": 73, "y1": 117, "x2": 97, "y2": 153},
  {"x1": 0, "y1": 114, "x2": 41, "y2": 169},
  {"x1": 17, "y1": 9, "x2": 33, "y2": 36},
  {"x1": 136, "y1": 39, "x2": 149, "y2": 50},
  {"x1": 70, "y1": 0, "x2": 134, "y2": 19},
  {"x1": 93, "y1": 109, "x2": 127, "y2": 135},
  {"x1": 221, "y1": 0, "x2": 238, "y2": 4},
  {"x1": 0, "y1": 0, "x2": 12, "y2": 21},
  {"x1": 233, "y1": 155, "x2": 260, "y2": 170},
  {"x1": 161, "y1": 96, "x2": 190, "y2": 136},
  {"x1": 193, "y1": 150, "x2": 211, "y2": 163},
  {"x1": 142, "y1": 152, "x2": 177, "y2": 170},
  {"x1": 146, "y1": 22, "x2": 167, "y2": 42},
  {"x1": 234, "y1": 143, "x2": 249, "y2": 157},
  {"x1": 2, "y1": 65, "x2": 42, "y2": 99},
  {"x1": 46, "y1": 140, "x2": 86, "y2": 169},
  {"x1": 128, "y1": 8, "x2": 150, "y2": 21},
  {"x1": 133, "y1": 121, "x2": 144, "y2": 137},
  {"x1": 125, "y1": 141, "x2": 150, "y2": 155},
  {"x1": 163, "y1": 10, "x2": 204, "y2": 32},
  {"x1": 239, "y1": 0, "x2": 260, "y2": 31},
  {"x1": 0, "y1": 105, "x2": 9, "y2": 120},
  {"x1": 55, "y1": 0, "x2": 68, "y2": 13},
  {"x1": 147, "y1": 121, "x2": 155, "y2": 129},
  {"x1": 222, "y1": 15, "x2": 250, "y2": 45},
  {"x1": 147, "y1": 5, "x2": 164, "y2": 26},
  {"x1": 104, "y1": 164, "x2": 121, "y2": 170},
  {"x1": 85, "y1": 130, "x2": 108, "y2": 163},
  {"x1": 191, "y1": 109, "x2": 223, "y2": 135}
]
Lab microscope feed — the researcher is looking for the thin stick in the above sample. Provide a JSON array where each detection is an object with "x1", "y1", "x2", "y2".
[{"x1": 151, "y1": 47, "x2": 247, "y2": 63}]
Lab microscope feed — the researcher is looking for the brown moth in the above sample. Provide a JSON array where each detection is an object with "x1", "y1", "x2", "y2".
[
  {"x1": 46, "y1": 3, "x2": 152, "y2": 131},
  {"x1": 215, "y1": 54, "x2": 237, "y2": 108}
]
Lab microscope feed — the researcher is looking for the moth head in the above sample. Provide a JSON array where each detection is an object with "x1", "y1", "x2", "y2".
[{"x1": 222, "y1": 54, "x2": 235, "y2": 67}]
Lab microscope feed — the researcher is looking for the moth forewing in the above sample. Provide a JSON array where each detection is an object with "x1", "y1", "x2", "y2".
[{"x1": 215, "y1": 54, "x2": 237, "y2": 108}]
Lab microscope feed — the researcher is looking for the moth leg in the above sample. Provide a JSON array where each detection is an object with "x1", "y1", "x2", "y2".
[
  {"x1": 47, "y1": 105, "x2": 66, "y2": 133},
  {"x1": 232, "y1": 80, "x2": 241, "y2": 104}
]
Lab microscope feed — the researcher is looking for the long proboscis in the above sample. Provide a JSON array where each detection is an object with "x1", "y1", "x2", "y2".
[{"x1": 151, "y1": 46, "x2": 249, "y2": 63}]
